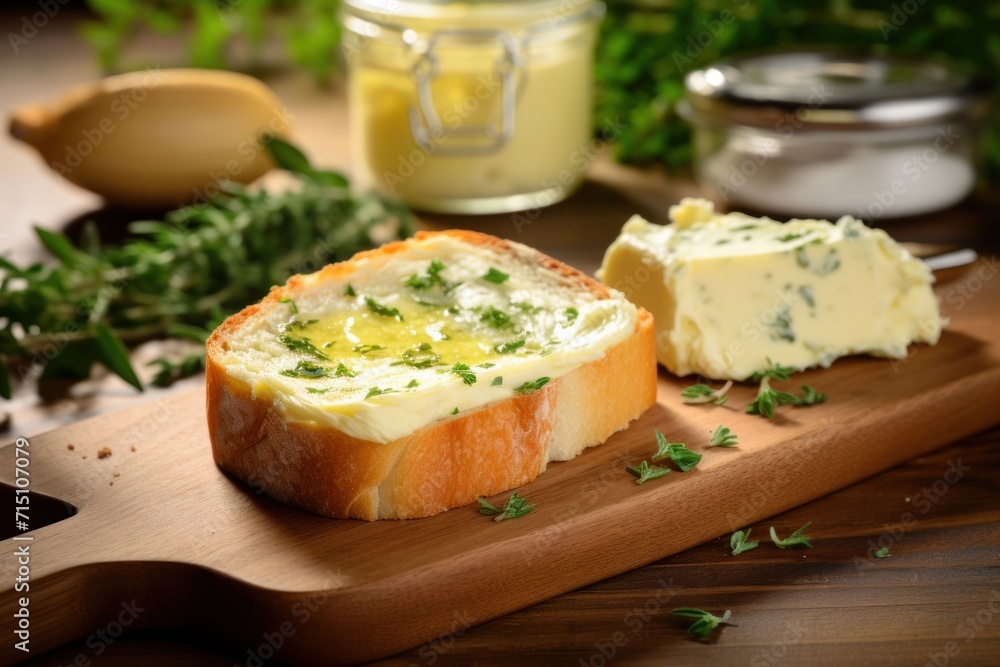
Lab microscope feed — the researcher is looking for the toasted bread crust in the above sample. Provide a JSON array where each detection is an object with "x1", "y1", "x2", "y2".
[{"x1": 207, "y1": 231, "x2": 656, "y2": 520}]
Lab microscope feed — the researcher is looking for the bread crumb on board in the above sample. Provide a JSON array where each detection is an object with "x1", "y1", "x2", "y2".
[
  {"x1": 97, "y1": 447, "x2": 112, "y2": 459},
  {"x1": 113, "y1": 472, "x2": 120, "y2": 477},
  {"x1": 67, "y1": 444, "x2": 75, "y2": 451},
  {"x1": 130, "y1": 445, "x2": 137, "y2": 452}
]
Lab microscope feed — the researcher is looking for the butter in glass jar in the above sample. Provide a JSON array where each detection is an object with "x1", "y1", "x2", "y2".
[{"x1": 340, "y1": 0, "x2": 604, "y2": 214}]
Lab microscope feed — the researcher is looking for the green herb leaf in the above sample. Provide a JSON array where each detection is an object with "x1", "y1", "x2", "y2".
[
  {"x1": 278, "y1": 297, "x2": 298, "y2": 314},
  {"x1": 279, "y1": 334, "x2": 330, "y2": 361},
  {"x1": 875, "y1": 546, "x2": 890, "y2": 559},
  {"x1": 93, "y1": 324, "x2": 142, "y2": 391},
  {"x1": 353, "y1": 344, "x2": 386, "y2": 355},
  {"x1": 626, "y1": 460, "x2": 671, "y2": 485},
  {"x1": 477, "y1": 490, "x2": 534, "y2": 521},
  {"x1": 335, "y1": 363, "x2": 357, "y2": 378},
  {"x1": 482, "y1": 267, "x2": 510, "y2": 284},
  {"x1": 451, "y1": 362, "x2": 477, "y2": 385},
  {"x1": 263, "y1": 135, "x2": 314, "y2": 174},
  {"x1": 514, "y1": 377, "x2": 550, "y2": 394},
  {"x1": 365, "y1": 386, "x2": 396, "y2": 399},
  {"x1": 280, "y1": 360, "x2": 331, "y2": 378},
  {"x1": 730, "y1": 529, "x2": 759, "y2": 556},
  {"x1": 749, "y1": 364, "x2": 796, "y2": 382},
  {"x1": 147, "y1": 353, "x2": 204, "y2": 387},
  {"x1": 654, "y1": 436, "x2": 701, "y2": 472},
  {"x1": 770, "y1": 522, "x2": 814, "y2": 549},
  {"x1": 681, "y1": 380, "x2": 732, "y2": 405},
  {"x1": 564, "y1": 307, "x2": 579, "y2": 322},
  {"x1": 708, "y1": 425, "x2": 738, "y2": 448},
  {"x1": 480, "y1": 306, "x2": 513, "y2": 329},
  {"x1": 491, "y1": 376, "x2": 503, "y2": 386},
  {"x1": 494, "y1": 339, "x2": 526, "y2": 354},
  {"x1": 366, "y1": 297, "x2": 403, "y2": 321},
  {"x1": 344, "y1": 283, "x2": 356, "y2": 297},
  {"x1": 672, "y1": 608, "x2": 731, "y2": 640},
  {"x1": 452, "y1": 407, "x2": 459, "y2": 415},
  {"x1": 394, "y1": 342, "x2": 440, "y2": 369},
  {"x1": 404, "y1": 259, "x2": 453, "y2": 291}
]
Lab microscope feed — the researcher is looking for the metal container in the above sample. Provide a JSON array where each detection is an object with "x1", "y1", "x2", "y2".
[
  {"x1": 679, "y1": 52, "x2": 992, "y2": 220},
  {"x1": 340, "y1": 0, "x2": 604, "y2": 214}
]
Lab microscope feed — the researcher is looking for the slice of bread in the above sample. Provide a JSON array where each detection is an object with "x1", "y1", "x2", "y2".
[{"x1": 207, "y1": 230, "x2": 656, "y2": 520}]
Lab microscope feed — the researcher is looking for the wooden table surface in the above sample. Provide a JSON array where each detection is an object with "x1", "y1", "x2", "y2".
[{"x1": 3, "y1": 12, "x2": 999, "y2": 667}]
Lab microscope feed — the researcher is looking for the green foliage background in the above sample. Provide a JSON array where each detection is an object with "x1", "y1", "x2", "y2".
[{"x1": 82, "y1": 0, "x2": 1000, "y2": 178}]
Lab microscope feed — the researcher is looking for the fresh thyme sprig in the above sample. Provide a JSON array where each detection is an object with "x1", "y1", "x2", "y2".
[
  {"x1": 0, "y1": 136, "x2": 412, "y2": 399},
  {"x1": 681, "y1": 380, "x2": 732, "y2": 405},
  {"x1": 626, "y1": 460, "x2": 671, "y2": 485},
  {"x1": 652, "y1": 430, "x2": 701, "y2": 471},
  {"x1": 746, "y1": 365, "x2": 827, "y2": 419},
  {"x1": 708, "y1": 425, "x2": 738, "y2": 448},
  {"x1": 672, "y1": 608, "x2": 731, "y2": 640},
  {"x1": 730, "y1": 529, "x2": 759, "y2": 555},
  {"x1": 770, "y1": 522, "x2": 814, "y2": 549},
  {"x1": 477, "y1": 490, "x2": 534, "y2": 521}
]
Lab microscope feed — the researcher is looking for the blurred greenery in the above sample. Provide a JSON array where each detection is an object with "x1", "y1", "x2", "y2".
[{"x1": 81, "y1": 0, "x2": 1000, "y2": 178}]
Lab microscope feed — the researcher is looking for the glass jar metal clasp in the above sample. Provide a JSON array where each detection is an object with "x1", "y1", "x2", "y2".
[{"x1": 407, "y1": 28, "x2": 524, "y2": 156}]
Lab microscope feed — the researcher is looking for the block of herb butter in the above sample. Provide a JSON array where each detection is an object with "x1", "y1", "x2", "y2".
[
  {"x1": 207, "y1": 230, "x2": 656, "y2": 520},
  {"x1": 597, "y1": 198, "x2": 943, "y2": 380}
]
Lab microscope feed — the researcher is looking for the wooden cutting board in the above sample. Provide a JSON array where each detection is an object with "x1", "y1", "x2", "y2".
[{"x1": 2, "y1": 262, "x2": 999, "y2": 666}]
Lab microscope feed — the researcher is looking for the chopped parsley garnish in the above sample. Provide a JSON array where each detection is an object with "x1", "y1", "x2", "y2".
[
  {"x1": 306, "y1": 387, "x2": 330, "y2": 394},
  {"x1": 494, "y1": 339, "x2": 526, "y2": 354},
  {"x1": 482, "y1": 267, "x2": 509, "y2": 284},
  {"x1": 452, "y1": 407, "x2": 459, "y2": 415},
  {"x1": 278, "y1": 334, "x2": 329, "y2": 361},
  {"x1": 770, "y1": 522, "x2": 813, "y2": 549},
  {"x1": 406, "y1": 379, "x2": 419, "y2": 388},
  {"x1": 514, "y1": 377, "x2": 550, "y2": 394},
  {"x1": 335, "y1": 363, "x2": 357, "y2": 378},
  {"x1": 280, "y1": 360, "x2": 331, "y2": 378},
  {"x1": 344, "y1": 283, "x2": 356, "y2": 297},
  {"x1": 477, "y1": 362, "x2": 496, "y2": 368},
  {"x1": 392, "y1": 342, "x2": 440, "y2": 369},
  {"x1": 626, "y1": 460, "x2": 670, "y2": 485},
  {"x1": 353, "y1": 343, "x2": 386, "y2": 354},
  {"x1": 875, "y1": 546, "x2": 890, "y2": 559},
  {"x1": 480, "y1": 306, "x2": 514, "y2": 329},
  {"x1": 511, "y1": 302, "x2": 543, "y2": 314},
  {"x1": 491, "y1": 376, "x2": 503, "y2": 386},
  {"x1": 403, "y1": 258, "x2": 454, "y2": 291},
  {"x1": 451, "y1": 362, "x2": 477, "y2": 385},
  {"x1": 564, "y1": 307, "x2": 579, "y2": 322},
  {"x1": 477, "y1": 491, "x2": 533, "y2": 521},
  {"x1": 365, "y1": 386, "x2": 396, "y2": 399},
  {"x1": 365, "y1": 296, "x2": 403, "y2": 321},
  {"x1": 730, "y1": 529, "x2": 759, "y2": 555},
  {"x1": 278, "y1": 297, "x2": 297, "y2": 314}
]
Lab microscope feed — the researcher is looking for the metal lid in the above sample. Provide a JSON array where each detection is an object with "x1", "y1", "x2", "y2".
[{"x1": 683, "y1": 51, "x2": 992, "y2": 131}]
